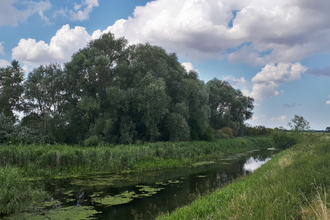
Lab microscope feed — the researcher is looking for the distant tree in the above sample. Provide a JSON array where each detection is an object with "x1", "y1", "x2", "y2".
[
  {"x1": 287, "y1": 115, "x2": 310, "y2": 131},
  {"x1": 326, "y1": 127, "x2": 330, "y2": 132}
]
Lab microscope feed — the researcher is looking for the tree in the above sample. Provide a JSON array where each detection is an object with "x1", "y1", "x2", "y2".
[
  {"x1": 287, "y1": 115, "x2": 310, "y2": 131},
  {"x1": 0, "y1": 60, "x2": 24, "y2": 118},
  {"x1": 23, "y1": 63, "x2": 67, "y2": 142},
  {"x1": 325, "y1": 127, "x2": 330, "y2": 132},
  {"x1": 207, "y1": 79, "x2": 254, "y2": 135}
]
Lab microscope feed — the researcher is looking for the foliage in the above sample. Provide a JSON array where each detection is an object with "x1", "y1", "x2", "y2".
[
  {"x1": 0, "y1": 166, "x2": 46, "y2": 214},
  {"x1": 288, "y1": 115, "x2": 311, "y2": 131},
  {"x1": 326, "y1": 127, "x2": 330, "y2": 132},
  {"x1": 1, "y1": 33, "x2": 254, "y2": 144},
  {"x1": 221, "y1": 127, "x2": 234, "y2": 139},
  {"x1": 213, "y1": 129, "x2": 229, "y2": 140},
  {"x1": 245, "y1": 125, "x2": 272, "y2": 136},
  {"x1": 0, "y1": 60, "x2": 24, "y2": 118},
  {"x1": 272, "y1": 132, "x2": 297, "y2": 149},
  {"x1": 207, "y1": 79, "x2": 253, "y2": 136}
]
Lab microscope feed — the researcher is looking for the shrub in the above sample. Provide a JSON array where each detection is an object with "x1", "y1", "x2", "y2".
[
  {"x1": 84, "y1": 135, "x2": 102, "y2": 146},
  {"x1": 221, "y1": 127, "x2": 234, "y2": 139},
  {"x1": 214, "y1": 129, "x2": 229, "y2": 139},
  {"x1": 272, "y1": 132, "x2": 297, "y2": 149},
  {"x1": 203, "y1": 126, "x2": 214, "y2": 142}
]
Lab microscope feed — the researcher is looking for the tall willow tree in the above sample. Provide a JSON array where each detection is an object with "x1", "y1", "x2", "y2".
[
  {"x1": 18, "y1": 33, "x2": 253, "y2": 144},
  {"x1": 207, "y1": 79, "x2": 254, "y2": 136},
  {"x1": 62, "y1": 34, "x2": 210, "y2": 144}
]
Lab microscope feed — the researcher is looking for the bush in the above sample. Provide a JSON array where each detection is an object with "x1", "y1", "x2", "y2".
[
  {"x1": 203, "y1": 126, "x2": 214, "y2": 142},
  {"x1": 214, "y1": 129, "x2": 229, "y2": 139},
  {"x1": 221, "y1": 127, "x2": 234, "y2": 139},
  {"x1": 272, "y1": 132, "x2": 297, "y2": 149},
  {"x1": 84, "y1": 135, "x2": 102, "y2": 146}
]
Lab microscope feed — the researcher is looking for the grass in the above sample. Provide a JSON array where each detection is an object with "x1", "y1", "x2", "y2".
[
  {"x1": 0, "y1": 137, "x2": 274, "y2": 176},
  {"x1": 157, "y1": 133, "x2": 330, "y2": 220}
]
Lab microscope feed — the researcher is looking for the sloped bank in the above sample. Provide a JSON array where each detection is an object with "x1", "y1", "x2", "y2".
[{"x1": 157, "y1": 134, "x2": 330, "y2": 220}]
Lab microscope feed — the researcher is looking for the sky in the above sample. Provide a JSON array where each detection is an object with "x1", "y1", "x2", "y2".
[{"x1": 1, "y1": 0, "x2": 330, "y2": 130}]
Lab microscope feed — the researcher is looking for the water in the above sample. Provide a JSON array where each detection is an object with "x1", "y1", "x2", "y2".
[{"x1": 11, "y1": 149, "x2": 278, "y2": 219}]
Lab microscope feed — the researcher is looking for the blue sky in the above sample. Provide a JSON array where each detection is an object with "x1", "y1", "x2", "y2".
[{"x1": 1, "y1": 0, "x2": 330, "y2": 130}]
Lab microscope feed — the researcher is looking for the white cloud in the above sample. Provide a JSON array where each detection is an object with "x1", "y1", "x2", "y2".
[
  {"x1": 326, "y1": 96, "x2": 330, "y2": 105},
  {"x1": 0, "y1": 59, "x2": 11, "y2": 68},
  {"x1": 247, "y1": 62, "x2": 307, "y2": 101},
  {"x1": 0, "y1": 42, "x2": 4, "y2": 55},
  {"x1": 181, "y1": 62, "x2": 196, "y2": 73},
  {"x1": 260, "y1": 115, "x2": 266, "y2": 118},
  {"x1": 12, "y1": 24, "x2": 92, "y2": 67},
  {"x1": 0, "y1": 0, "x2": 51, "y2": 26},
  {"x1": 92, "y1": 0, "x2": 330, "y2": 64},
  {"x1": 54, "y1": 0, "x2": 99, "y2": 21},
  {"x1": 271, "y1": 115, "x2": 287, "y2": 122}
]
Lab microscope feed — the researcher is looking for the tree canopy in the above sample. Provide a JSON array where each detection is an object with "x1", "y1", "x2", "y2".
[{"x1": 0, "y1": 33, "x2": 254, "y2": 145}]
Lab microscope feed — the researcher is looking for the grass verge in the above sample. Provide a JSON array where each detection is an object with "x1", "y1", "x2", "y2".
[{"x1": 157, "y1": 134, "x2": 330, "y2": 220}]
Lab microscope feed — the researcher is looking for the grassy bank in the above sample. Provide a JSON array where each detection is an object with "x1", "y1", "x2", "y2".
[
  {"x1": 157, "y1": 134, "x2": 330, "y2": 220},
  {"x1": 0, "y1": 137, "x2": 273, "y2": 215},
  {"x1": 0, "y1": 137, "x2": 273, "y2": 176}
]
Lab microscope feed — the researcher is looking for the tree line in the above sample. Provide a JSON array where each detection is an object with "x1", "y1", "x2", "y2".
[{"x1": 0, "y1": 33, "x2": 254, "y2": 145}]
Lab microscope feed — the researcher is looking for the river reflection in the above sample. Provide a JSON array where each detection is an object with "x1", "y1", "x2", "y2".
[
  {"x1": 9, "y1": 149, "x2": 278, "y2": 220},
  {"x1": 243, "y1": 156, "x2": 271, "y2": 173}
]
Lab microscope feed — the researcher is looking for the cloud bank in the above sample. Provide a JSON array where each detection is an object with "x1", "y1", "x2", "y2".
[{"x1": 12, "y1": 25, "x2": 93, "y2": 66}]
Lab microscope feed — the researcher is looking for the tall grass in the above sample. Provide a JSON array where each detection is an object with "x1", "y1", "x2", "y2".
[
  {"x1": 157, "y1": 134, "x2": 330, "y2": 220},
  {"x1": 0, "y1": 166, "x2": 47, "y2": 215},
  {"x1": 0, "y1": 137, "x2": 274, "y2": 176}
]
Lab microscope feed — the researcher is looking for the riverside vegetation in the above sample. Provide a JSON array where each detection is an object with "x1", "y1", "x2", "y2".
[
  {"x1": 157, "y1": 133, "x2": 330, "y2": 220},
  {"x1": 0, "y1": 137, "x2": 273, "y2": 215}
]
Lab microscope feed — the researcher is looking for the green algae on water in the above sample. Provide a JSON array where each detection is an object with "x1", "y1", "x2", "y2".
[
  {"x1": 92, "y1": 195, "x2": 133, "y2": 206},
  {"x1": 192, "y1": 161, "x2": 216, "y2": 166},
  {"x1": 3, "y1": 206, "x2": 99, "y2": 220}
]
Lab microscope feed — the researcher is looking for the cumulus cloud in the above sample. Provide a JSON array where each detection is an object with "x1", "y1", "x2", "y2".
[
  {"x1": 12, "y1": 24, "x2": 92, "y2": 67},
  {"x1": 283, "y1": 103, "x2": 302, "y2": 108},
  {"x1": 181, "y1": 62, "x2": 197, "y2": 73},
  {"x1": 271, "y1": 115, "x2": 287, "y2": 122},
  {"x1": 248, "y1": 62, "x2": 307, "y2": 101},
  {"x1": 0, "y1": 0, "x2": 51, "y2": 26},
  {"x1": 305, "y1": 65, "x2": 330, "y2": 77},
  {"x1": 54, "y1": 0, "x2": 99, "y2": 21},
  {"x1": 91, "y1": 0, "x2": 330, "y2": 64},
  {"x1": 326, "y1": 96, "x2": 330, "y2": 105},
  {"x1": 0, "y1": 59, "x2": 11, "y2": 68}
]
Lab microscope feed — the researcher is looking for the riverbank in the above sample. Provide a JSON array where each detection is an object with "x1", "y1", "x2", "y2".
[
  {"x1": 157, "y1": 134, "x2": 330, "y2": 220},
  {"x1": 0, "y1": 137, "x2": 274, "y2": 215}
]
